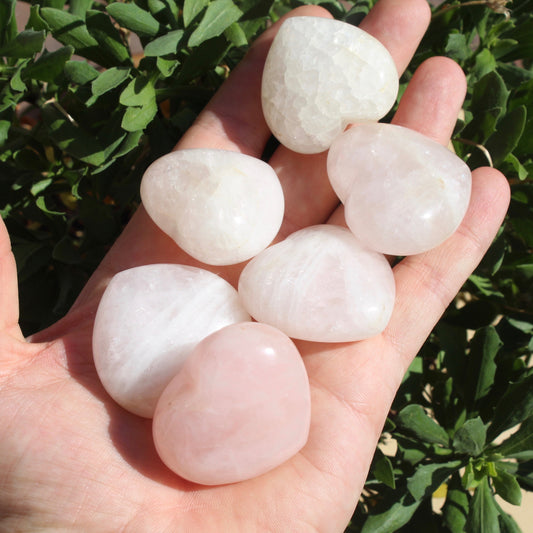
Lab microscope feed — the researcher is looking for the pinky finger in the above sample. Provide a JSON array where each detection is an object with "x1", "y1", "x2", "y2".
[
  {"x1": 385, "y1": 167, "x2": 510, "y2": 371},
  {"x1": 0, "y1": 217, "x2": 23, "y2": 341}
]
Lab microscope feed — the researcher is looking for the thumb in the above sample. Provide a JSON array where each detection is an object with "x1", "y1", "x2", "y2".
[{"x1": 0, "y1": 216, "x2": 23, "y2": 340}]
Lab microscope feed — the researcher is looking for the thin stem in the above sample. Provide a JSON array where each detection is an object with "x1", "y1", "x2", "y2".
[{"x1": 456, "y1": 137, "x2": 494, "y2": 167}]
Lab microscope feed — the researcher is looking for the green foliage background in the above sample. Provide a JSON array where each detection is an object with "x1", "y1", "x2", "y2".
[{"x1": 1, "y1": 0, "x2": 532, "y2": 531}]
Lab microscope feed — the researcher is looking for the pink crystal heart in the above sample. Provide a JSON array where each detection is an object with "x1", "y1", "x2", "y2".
[
  {"x1": 92, "y1": 264, "x2": 250, "y2": 418},
  {"x1": 327, "y1": 123, "x2": 472, "y2": 256},
  {"x1": 152, "y1": 322, "x2": 311, "y2": 485},
  {"x1": 238, "y1": 225, "x2": 396, "y2": 342}
]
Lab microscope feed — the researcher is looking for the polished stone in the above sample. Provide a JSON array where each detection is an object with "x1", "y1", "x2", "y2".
[
  {"x1": 92, "y1": 264, "x2": 250, "y2": 418},
  {"x1": 140, "y1": 149, "x2": 285, "y2": 265},
  {"x1": 152, "y1": 322, "x2": 311, "y2": 485},
  {"x1": 261, "y1": 16, "x2": 398, "y2": 154},
  {"x1": 327, "y1": 123, "x2": 472, "y2": 256},
  {"x1": 238, "y1": 225, "x2": 395, "y2": 342}
]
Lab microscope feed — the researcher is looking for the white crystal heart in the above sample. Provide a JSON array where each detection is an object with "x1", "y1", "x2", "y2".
[
  {"x1": 153, "y1": 322, "x2": 311, "y2": 485},
  {"x1": 238, "y1": 225, "x2": 395, "y2": 342},
  {"x1": 261, "y1": 16, "x2": 399, "y2": 154},
  {"x1": 327, "y1": 123, "x2": 472, "y2": 256},
  {"x1": 140, "y1": 149, "x2": 285, "y2": 265},
  {"x1": 92, "y1": 264, "x2": 250, "y2": 418}
]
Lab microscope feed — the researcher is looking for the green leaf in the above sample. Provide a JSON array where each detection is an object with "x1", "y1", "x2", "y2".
[
  {"x1": 0, "y1": 0, "x2": 16, "y2": 45},
  {"x1": 373, "y1": 450, "x2": 395, "y2": 489},
  {"x1": 23, "y1": 45, "x2": 74, "y2": 83},
  {"x1": 453, "y1": 417, "x2": 487, "y2": 456},
  {"x1": 188, "y1": 0, "x2": 243, "y2": 47},
  {"x1": 40, "y1": 8, "x2": 99, "y2": 50},
  {"x1": 91, "y1": 67, "x2": 131, "y2": 97},
  {"x1": 69, "y1": 0, "x2": 93, "y2": 18},
  {"x1": 119, "y1": 76, "x2": 156, "y2": 107},
  {"x1": 443, "y1": 476, "x2": 470, "y2": 532},
  {"x1": 360, "y1": 494, "x2": 421, "y2": 533},
  {"x1": 407, "y1": 460, "x2": 462, "y2": 501},
  {"x1": 466, "y1": 326, "x2": 502, "y2": 408},
  {"x1": 465, "y1": 71, "x2": 509, "y2": 144},
  {"x1": 121, "y1": 98, "x2": 158, "y2": 132},
  {"x1": 488, "y1": 373, "x2": 533, "y2": 442},
  {"x1": 144, "y1": 29, "x2": 184, "y2": 56},
  {"x1": 106, "y1": 3, "x2": 160, "y2": 37},
  {"x1": 469, "y1": 106, "x2": 527, "y2": 170},
  {"x1": 64, "y1": 60, "x2": 99, "y2": 84},
  {"x1": 224, "y1": 22, "x2": 247, "y2": 47},
  {"x1": 85, "y1": 9, "x2": 131, "y2": 66},
  {"x1": 156, "y1": 56, "x2": 179, "y2": 77},
  {"x1": 30, "y1": 177, "x2": 53, "y2": 196},
  {"x1": 0, "y1": 120, "x2": 10, "y2": 146},
  {"x1": 10, "y1": 61, "x2": 28, "y2": 91},
  {"x1": 177, "y1": 34, "x2": 229, "y2": 82},
  {"x1": 468, "y1": 274, "x2": 504, "y2": 298},
  {"x1": 26, "y1": 5, "x2": 50, "y2": 32},
  {"x1": 0, "y1": 30, "x2": 46, "y2": 58},
  {"x1": 471, "y1": 49, "x2": 497, "y2": 81},
  {"x1": 495, "y1": 499, "x2": 523, "y2": 533},
  {"x1": 493, "y1": 416, "x2": 533, "y2": 460},
  {"x1": 35, "y1": 196, "x2": 65, "y2": 216},
  {"x1": 466, "y1": 477, "x2": 500, "y2": 533},
  {"x1": 395, "y1": 405, "x2": 450, "y2": 447},
  {"x1": 493, "y1": 467, "x2": 522, "y2": 506},
  {"x1": 445, "y1": 32, "x2": 472, "y2": 61},
  {"x1": 183, "y1": 0, "x2": 209, "y2": 27},
  {"x1": 112, "y1": 130, "x2": 143, "y2": 158},
  {"x1": 41, "y1": 103, "x2": 106, "y2": 166}
]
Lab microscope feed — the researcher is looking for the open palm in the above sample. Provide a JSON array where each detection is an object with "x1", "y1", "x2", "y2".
[{"x1": 0, "y1": 1, "x2": 510, "y2": 531}]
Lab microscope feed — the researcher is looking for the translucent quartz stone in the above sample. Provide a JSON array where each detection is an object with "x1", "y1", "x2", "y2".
[
  {"x1": 140, "y1": 149, "x2": 285, "y2": 265},
  {"x1": 152, "y1": 322, "x2": 311, "y2": 485},
  {"x1": 92, "y1": 264, "x2": 250, "y2": 418},
  {"x1": 261, "y1": 17, "x2": 399, "y2": 154},
  {"x1": 327, "y1": 123, "x2": 472, "y2": 256},
  {"x1": 238, "y1": 225, "x2": 395, "y2": 342}
]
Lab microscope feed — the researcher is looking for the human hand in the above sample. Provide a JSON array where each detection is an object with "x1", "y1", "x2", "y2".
[{"x1": 0, "y1": 0, "x2": 510, "y2": 531}]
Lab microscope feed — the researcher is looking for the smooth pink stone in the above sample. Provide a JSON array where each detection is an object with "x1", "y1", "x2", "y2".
[{"x1": 152, "y1": 322, "x2": 311, "y2": 485}]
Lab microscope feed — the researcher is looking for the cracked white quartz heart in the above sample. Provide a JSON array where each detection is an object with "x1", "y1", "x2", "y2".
[
  {"x1": 238, "y1": 225, "x2": 395, "y2": 342},
  {"x1": 261, "y1": 16, "x2": 399, "y2": 154},
  {"x1": 152, "y1": 322, "x2": 311, "y2": 485},
  {"x1": 92, "y1": 264, "x2": 250, "y2": 418},
  {"x1": 327, "y1": 123, "x2": 472, "y2": 256},
  {"x1": 140, "y1": 149, "x2": 284, "y2": 265}
]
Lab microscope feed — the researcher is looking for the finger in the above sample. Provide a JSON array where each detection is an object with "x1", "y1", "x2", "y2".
[
  {"x1": 392, "y1": 56, "x2": 467, "y2": 144},
  {"x1": 359, "y1": 0, "x2": 431, "y2": 74},
  {"x1": 387, "y1": 167, "x2": 510, "y2": 370},
  {"x1": 176, "y1": 5, "x2": 332, "y2": 156},
  {"x1": 296, "y1": 167, "x2": 509, "y2": 498},
  {"x1": 0, "y1": 217, "x2": 23, "y2": 340},
  {"x1": 273, "y1": 0, "x2": 432, "y2": 236}
]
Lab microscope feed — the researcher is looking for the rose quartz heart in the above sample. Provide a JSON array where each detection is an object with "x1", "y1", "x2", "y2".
[
  {"x1": 92, "y1": 264, "x2": 250, "y2": 418},
  {"x1": 238, "y1": 225, "x2": 395, "y2": 342},
  {"x1": 152, "y1": 322, "x2": 311, "y2": 485},
  {"x1": 327, "y1": 123, "x2": 472, "y2": 256}
]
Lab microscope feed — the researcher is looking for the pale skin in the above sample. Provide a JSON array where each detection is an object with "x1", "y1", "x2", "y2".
[{"x1": 0, "y1": 0, "x2": 511, "y2": 531}]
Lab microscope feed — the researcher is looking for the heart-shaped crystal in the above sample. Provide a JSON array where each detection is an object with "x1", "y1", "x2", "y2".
[
  {"x1": 238, "y1": 225, "x2": 395, "y2": 342},
  {"x1": 261, "y1": 16, "x2": 399, "y2": 154},
  {"x1": 92, "y1": 264, "x2": 250, "y2": 418},
  {"x1": 327, "y1": 123, "x2": 472, "y2": 256},
  {"x1": 140, "y1": 149, "x2": 285, "y2": 265},
  {"x1": 152, "y1": 322, "x2": 311, "y2": 485}
]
